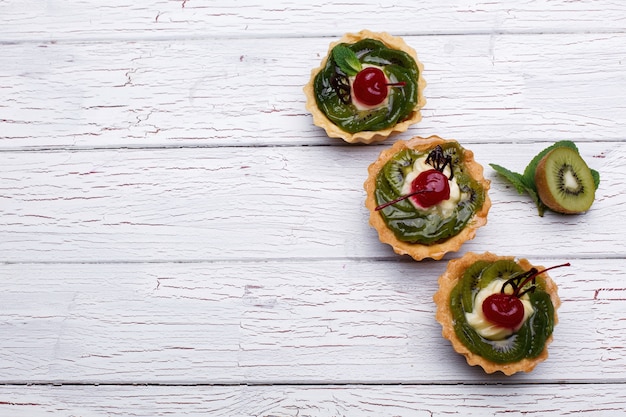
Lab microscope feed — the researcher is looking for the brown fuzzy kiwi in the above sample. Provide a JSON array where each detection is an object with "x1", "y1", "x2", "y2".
[{"x1": 534, "y1": 147, "x2": 595, "y2": 214}]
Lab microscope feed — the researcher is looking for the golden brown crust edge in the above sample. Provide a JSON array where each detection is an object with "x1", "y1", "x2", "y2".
[
  {"x1": 433, "y1": 252, "x2": 562, "y2": 376},
  {"x1": 363, "y1": 135, "x2": 491, "y2": 261},
  {"x1": 303, "y1": 29, "x2": 427, "y2": 144}
]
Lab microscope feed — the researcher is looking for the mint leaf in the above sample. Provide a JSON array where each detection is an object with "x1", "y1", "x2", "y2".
[
  {"x1": 526, "y1": 187, "x2": 547, "y2": 217},
  {"x1": 591, "y1": 168, "x2": 601, "y2": 190},
  {"x1": 490, "y1": 163, "x2": 547, "y2": 215},
  {"x1": 489, "y1": 163, "x2": 527, "y2": 194},
  {"x1": 332, "y1": 44, "x2": 362, "y2": 76}
]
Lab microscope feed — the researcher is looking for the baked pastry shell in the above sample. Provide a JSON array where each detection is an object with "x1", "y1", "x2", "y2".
[
  {"x1": 303, "y1": 30, "x2": 427, "y2": 144},
  {"x1": 433, "y1": 251, "x2": 562, "y2": 375},
  {"x1": 364, "y1": 135, "x2": 491, "y2": 261}
]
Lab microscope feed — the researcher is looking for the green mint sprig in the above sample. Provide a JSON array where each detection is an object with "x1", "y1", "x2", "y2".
[
  {"x1": 331, "y1": 44, "x2": 362, "y2": 77},
  {"x1": 490, "y1": 140, "x2": 600, "y2": 216}
]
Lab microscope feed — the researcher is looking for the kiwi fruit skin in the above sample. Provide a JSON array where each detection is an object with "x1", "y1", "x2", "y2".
[{"x1": 534, "y1": 146, "x2": 595, "y2": 214}]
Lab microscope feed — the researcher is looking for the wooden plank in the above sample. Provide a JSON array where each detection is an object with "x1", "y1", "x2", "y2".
[
  {"x1": 1, "y1": 383, "x2": 625, "y2": 416},
  {"x1": 1, "y1": 33, "x2": 626, "y2": 149},
  {"x1": 2, "y1": 0, "x2": 626, "y2": 42},
  {"x1": 0, "y1": 258, "x2": 624, "y2": 384},
  {"x1": 0, "y1": 142, "x2": 621, "y2": 262}
]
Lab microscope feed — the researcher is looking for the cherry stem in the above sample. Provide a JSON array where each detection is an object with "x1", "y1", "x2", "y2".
[
  {"x1": 386, "y1": 81, "x2": 406, "y2": 88},
  {"x1": 510, "y1": 262, "x2": 571, "y2": 298},
  {"x1": 375, "y1": 189, "x2": 429, "y2": 211}
]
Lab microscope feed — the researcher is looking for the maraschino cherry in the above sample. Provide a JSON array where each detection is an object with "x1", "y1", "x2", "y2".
[
  {"x1": 482, "y1": 263, "x2": 570, "y2": 329},
  {"x1": 353, "y1": 67, "x2": 406, "y2": 107},
  {"x1": 411, "y1": 169, "x2": 450, "y2": 208},
  {"x1": 481, "y1": 293, "x2": 526, "y2": 329},
  {"x1": 375, "y1": 169, "x2": 450, "y2": 211}
]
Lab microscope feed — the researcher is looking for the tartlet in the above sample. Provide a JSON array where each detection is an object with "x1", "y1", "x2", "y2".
[
  {"x1": 364, "y1": 135, "x2": 491, "y2": 261},
  {"x1": 304, "y1": 30, "x2": 427, "y2": 144},
  {"x1": 433, "y1": 252, "x2": 563, "y2": 375}
]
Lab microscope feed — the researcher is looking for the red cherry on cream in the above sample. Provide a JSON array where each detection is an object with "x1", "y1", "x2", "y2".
[
  {"x1": 353, "y1": 67, "x2": 406, "y2": 107},
  {"x1": 353, "y1": 67, "x2": 388, "y2": 106},
  {"x1": 482, "y1": 293, "x2": 525, "y2": 329},
  {"x1": 481, "y1": 262, "x2": 570, "y2": 330},
  {"x1": 410, "y1": 169, "x2": 450, "y2": 208},
  {"x1": 374, "y1": 169, "x2": 451, "y2": 211}
]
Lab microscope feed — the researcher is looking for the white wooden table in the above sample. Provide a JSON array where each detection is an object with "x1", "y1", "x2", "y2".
[{"x1": 1, "y1": 1, "x2": 626, "y2": 415}]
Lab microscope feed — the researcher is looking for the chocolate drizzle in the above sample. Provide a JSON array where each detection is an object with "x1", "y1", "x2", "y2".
[{"x1": 426, "y1": 145, "x2": 454, "y2": 180}]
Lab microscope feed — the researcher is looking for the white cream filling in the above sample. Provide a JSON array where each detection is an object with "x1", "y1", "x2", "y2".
[
  {"x1": 401, "y1": 155, "x2": 467, "y2": 218},
  {"x1": 465, "y1": 279, "x2": 535, "y2": 341}
]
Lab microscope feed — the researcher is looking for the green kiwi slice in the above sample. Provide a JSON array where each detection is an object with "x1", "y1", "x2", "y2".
[
  {"x1": 459, "y1": 260, "x2": 492, "y2": 312},
  {"x1": 534, "y1": 147, "x2": 596, "y2": 214},
  {"x1": 381, "y1": 148, "x2": 416, "y2": 193},
  {"x1": 479, "y1": 259, "x2": 525, "y2": 285}
]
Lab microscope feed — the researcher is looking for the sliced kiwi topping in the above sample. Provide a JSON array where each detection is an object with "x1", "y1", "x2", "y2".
[
  {"x1": 459, "y1": 260, "x2": 494, "y2": 312},
  {"x1": 313, "y1": 39, "x2": 420, "y2": 134},
  {"x1": 450, "y1": 259, "x2": 555, "y2": 364},
  {"x1": 534, "y1": 147, "x2": 596, "y2": 214},
  {"x1": 374, "y1": 142, "x2": 486, "y2": 245}
]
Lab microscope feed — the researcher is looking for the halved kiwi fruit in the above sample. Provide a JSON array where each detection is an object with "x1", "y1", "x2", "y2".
[{"x1": 534, "y1": 147, "x2": 595, "y2": 214}]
